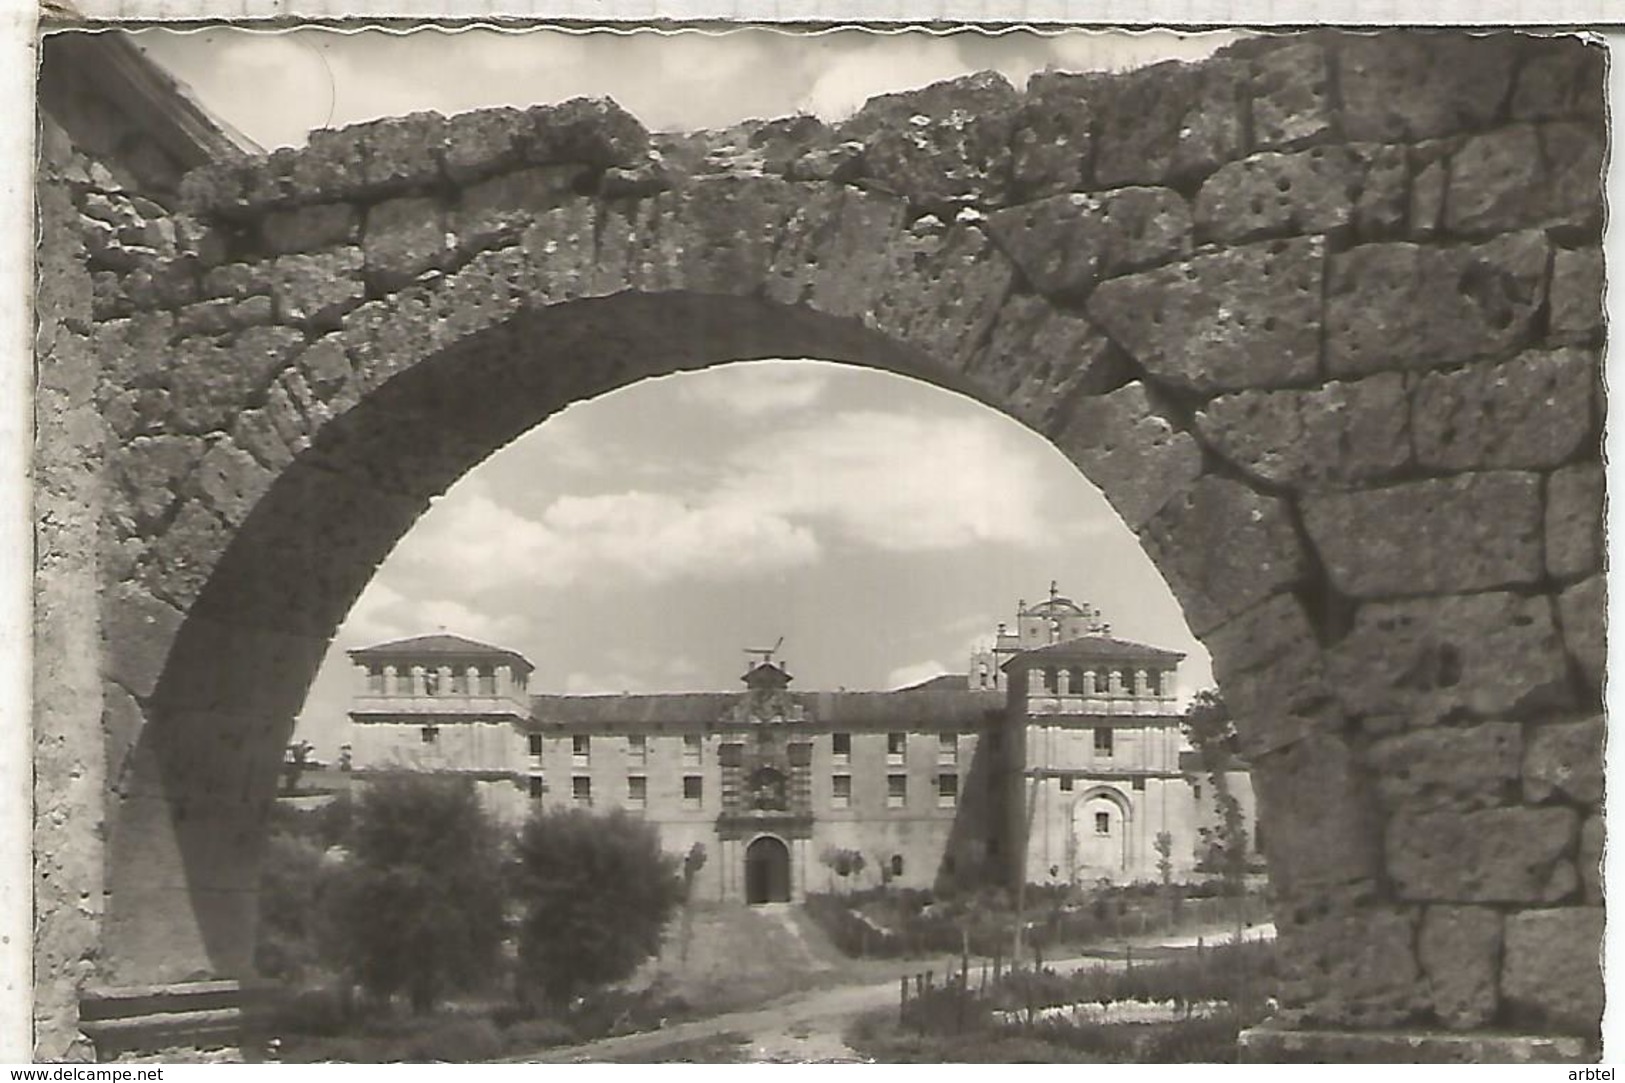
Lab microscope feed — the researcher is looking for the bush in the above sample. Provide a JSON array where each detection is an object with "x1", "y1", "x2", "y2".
[
  {"x1": 500, "y1": 1017, "x2": 578, "y2": 1052},
  {"x1": 403, "y1": 1018, "x2": 504, "y2": 1063}
]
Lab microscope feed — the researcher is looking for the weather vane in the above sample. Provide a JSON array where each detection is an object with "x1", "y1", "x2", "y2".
[{"x1": 743, "y1": 636, "x2": 785, "y2": 666}]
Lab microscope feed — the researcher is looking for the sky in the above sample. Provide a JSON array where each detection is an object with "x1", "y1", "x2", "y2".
[{"x1": 128, "y1": 26, "x2": 1235, "y2": 757}]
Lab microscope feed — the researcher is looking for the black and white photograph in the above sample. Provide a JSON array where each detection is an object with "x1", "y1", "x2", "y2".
[{"x1": 28, "y1": 18, "x2": 1607, "y2": 1064}]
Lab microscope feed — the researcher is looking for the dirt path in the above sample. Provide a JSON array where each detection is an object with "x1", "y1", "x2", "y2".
[{"x1": 506, "y1": 921, "x2": 1274, "y2": 1063}]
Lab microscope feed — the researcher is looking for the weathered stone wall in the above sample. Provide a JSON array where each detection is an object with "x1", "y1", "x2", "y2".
[{"x1": 38, "y1": 28, "x2": 1604, "y2": 1053}]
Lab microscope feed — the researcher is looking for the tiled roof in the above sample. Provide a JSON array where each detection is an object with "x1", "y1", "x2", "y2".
[
  {"x1": 892, "y1": 673, "x2": 971, "y2": 692},
  {"x1": 349, "y1": 634, "x2": 535, "y2": 673},
  {"x1": 1004, "y1": 634, "x2": 1185, "y2": 669}
]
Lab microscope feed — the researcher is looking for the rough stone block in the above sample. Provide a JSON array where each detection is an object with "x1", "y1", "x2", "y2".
[
  {"x1": 286, "y1": 126, "x2": 367, "y2": 202},
  {"x1": 1522, "y1": 715, "x2": 1603, "y2": 807},
  {"x1": 1049, "y1": 382, "x2": 1204, "y2": 530},
  {"x1": 1248, "y1": 39, "x2": 1335, "y2": 150},
  {"x1": 1411, "y1": 349, "x2": 1595, "y2": 471},
  {"x1": 1351, "y1": 144, "x2": 1409, "y2": 240},
  {"x1": 1502, "y1": 907, "x2": 1604, "y2": 1037},
  {"x1": 1143, "y1": 476, "x2": 1306, "y2": 636},
  {"x1": 92, "y1": 311, "x2": 174, "y2": 393},
  {"x1": 1092, "y1": 57, "x2": 1246, "y2": 188},
  {"x1": 848, "y1": 72, "x2": 1020, "y2": 211},
  {"x1": 1327, "y1": 591, "x2": 1572, "y2": 725},
  {"x1": 452, "y1": 166, "x2": 588, "y2": 252},
  {"x1": 1194, "y1": 145, "x2": 1361, "y2": 244},
  {"x1": 1445, "y1": 122, "x2": 1604, "y2": 237},
  {"x1": 101, "y1": 584, "x2": 184, "y2": 704},
  {"x1": 259, "y1": 203, "x2": 358, "y2": 256},
  {"x1": 442, "y1": 106, "x2": 528, "y2": 183},
  {"x1": 1367, "y1": 723, "x2": 1522, "y2": 813},
  {"x1": 173, "y1": 296, "x2": 274, "y2": 338},
  {"x1": 1303, "y1": 473, "x2": 1543, "y2": 598},
  {"x1": 199, "y1": 262, "x2": 272, "y2": 302},
  {"x1": 185, "y1": 440, "x2": 273, "y2": 528},
  {"x1": 1512, "y1": 41, "x2": 1606, "y2": 121},
  {"x1": 138, "y1": 501, "x2": 231, "y2": 610},
  {"x1": 358, "y1": 111, "x2": 447, "y2": 193},
  {"x1": 1274, "y1": 903, "x2": 1420, "y2": 1027},
  {"x1": 1578, "y1": 815, "x2": 1601, "y2": 903},
  {"x1": 1555, "y1": 574, "x2": 1603, "y2": 694},
  {"x1": 1010, "y1": 71, "x2": 1105, "y2": 199},
  {"x1": 1252, "y1": 734, "x2": 1384, "y2": 898},
  {"x1": 1540, "y1": 122, "x2": 1607, "y2": 237},
  {"x1": 970, "y1": 296, "x2": 1126, "y2": 432},
  {"x1": 861, "y1": 222, "x2": 1015, "y2": 374},
  {"x1": 1195, "y1": 372, "x2": 1408, "y2": 490},
  {"x1": 363, "y1": 196, "x2": 448, "y2": 291},
  {"x1": 1326, "y1": 232, "x2": 1549, "y2": 378},
  {"x1": 524, "y1": 97, "x2": 650, "y2": 169},
  {"x1": 1202, "y1": 594, "x2": 1340, "y2": 756},
  {"x1": 1407, "y1": 139, "x2": 1456, "y2": 239},
  {"x1": 985, "y1": 187, "x2": 1191, "y2": 298},
  {"x1": 1087, "y1": 236, "x2": 1323, "y2": 394},
  {"x1": 1337, "y1": 32, "x2": 1520, "y2": 142},
  {"x1": 1545, "y1": 462, "x2": 1603, "y2": 583},
  {"x1": 1549, "y1": 248, "x2": 1604, "y2": 340},
  {"x1": 270, "y1": 248, "x2": 364, "y2": 330},
  {"x1": 1418, "y1": 905, "x2": 1503, "y2": 1030},
  {"x1": 1387, "y1": 806, "x2": 1577, "y2": 903},
  {"x1": 110, "y1": 436, "x2": 202, "y2": 532}
]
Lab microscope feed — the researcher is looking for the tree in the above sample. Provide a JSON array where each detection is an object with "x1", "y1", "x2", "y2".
[
  {"x1": 513, "y1": 808, "x2": 683, "y2": 1009},
  {"x1": 325, "y1": 775, "x2": 507, "y2": 1013},
  {"x1": 678, "y1": 842, "x2": 707, "y2": 965},
  {"x1": 1184, "y1": 690, "x2": 1250, "y2": 940},
  {"x1": 281, "y1": 740, "x2": 315, "y2": 794},
  {"x1": 255, "y1": 826, "x2": 340, "y2": 981}
]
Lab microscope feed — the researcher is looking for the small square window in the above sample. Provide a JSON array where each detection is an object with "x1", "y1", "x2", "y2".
[
  {"x1": 682, "y1": 734, "x2": 702, "y2": 765},
  {"x1": 1060, "y1": 775, "x2": 1075, "y2": 792},
  {"x1": 528, "y1": 733, "x2": 543, "y2": 757},
  {"x1": 528, "y1": 775, "x2": 544, "y2": 799},
  {"x1": 572, "y1": 735, "x2": 590, "y2": 766},
  {"x1": 832, "y1": 774, "x2": 852, "y2": 808},
  {"x1": 1095, "y1": 811, "x2": 1111, "y2": 835},
  {"x1": 476, "y1": 668, "x2": 496, "y2": 695},
  {"x1": 1194, "y1": 783, "x2": 1203, "y2": 801},
  {"x1": 887, "y1": 733, "x2": 906, "y2": 763},
  {"x1": 572, "y1": 776, "x2": 592, "y2": 805},
  {"x1": 628, "y1": 734, "x2": 647, "y2": 764},
  {"x1": 887, "y1": 774, "x2": 907, "y2": 808},
  {"x1": 420, "y1": 725, "x2": 439, "y2": 745},
  {"x1": 832, "y1": 732, "x2": 851, "y2": 764},
  {"x1": 682, "y1": 775, "x2": 703, "y2": 807},
  {"x1": 1132, "y1": 777, "x2": 1146, "y2": 792},
  {"x1": 890, "y1": 854, "x2": 904, "y2": 877},
  {"x1": 937, "y1": 773, "x2": 958, "y2": 808},
  {"x1": 938, "y1": 733, "x2": 957, "y2": 763},
  {"x1": 628, "y1": 775, "x2": 647, "y2": 806},
  {"x1": 1094, "y1": 727, "x2": 1114, "y2": 756}
]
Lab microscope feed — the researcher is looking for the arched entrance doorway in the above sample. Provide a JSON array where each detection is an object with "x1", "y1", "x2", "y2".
[{"x1": 745, "y1": 836, "x2": 791, "y2": 904}]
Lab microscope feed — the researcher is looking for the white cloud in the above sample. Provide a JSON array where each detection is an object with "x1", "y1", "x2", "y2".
[
  {"x1": 798, "y1": 35, "x2": 984, "y2": 121},
  {"x1": 885, "y1": 659, "x2": 950, "y2": 690},
  {"x1": 673, "y1": 362, "x2": 832, "y2": 415}
]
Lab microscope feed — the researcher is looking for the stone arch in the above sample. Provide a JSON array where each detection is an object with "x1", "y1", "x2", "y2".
[
  {"x1": 1070, "y1": 784, "x2": 1133, "y2": 878},
  {"x1": 744, "y1": 834, "x2": 792, "y2": 905},
  {"x1": 46, "y1": 27, "x2": 1606, "y2": 1051}
]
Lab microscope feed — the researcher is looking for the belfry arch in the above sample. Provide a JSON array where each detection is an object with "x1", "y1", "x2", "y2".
[{"x1": 36, "y1": 29, "x2": 1604, "y2": 1060}]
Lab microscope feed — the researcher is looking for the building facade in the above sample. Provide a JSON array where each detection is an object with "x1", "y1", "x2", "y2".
[{"x1": 346, "y1": 593, "x2": 1256, "y2": 903}]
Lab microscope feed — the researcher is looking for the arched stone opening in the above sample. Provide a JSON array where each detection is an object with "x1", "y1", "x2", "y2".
[
  {"x1": 745, "y1": 835, "x2": 793, "y2": 905},
  {"x1": 39, "y1": 26, "x2": 1606, "y2": 1056}
]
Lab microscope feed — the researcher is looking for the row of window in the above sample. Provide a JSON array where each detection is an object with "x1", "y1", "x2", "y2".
[
  {"x1": 527, "y1": 772, "x2": 962, "y2": 809},
  {"x1": 1060, "y1": 775, "x2": 1147, "y2": 792},
  {"x1": 1032, "y1": 668, "x2": 1173, "y2": 696},
  {"x1": 529, "y1": 731, "x2": 966, "y2": 765},
  {"x1": 369, "y1": 668, "x2": 503, "y2": 696}
]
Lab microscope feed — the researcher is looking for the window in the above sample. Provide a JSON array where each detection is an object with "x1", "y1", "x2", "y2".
[
  {"x1": 627, "y1": 775, "x2": 647, "y2": 807},
  {"x1": 682, "y1": 775, "x2": 703, "y2": 808},
  {"x1": 394, "y1": 670, "x2": 413, "y2": 696},
  {"x1": 572, "y1": 776, "x2": 592, "y2": 805},
  {"x1": 451, "y1": 668, "x2": 468, "y2": 694},
  {"x1": 1194, "y1": 783, "x2": 1203, "y2": 801},
  {"x1": 572, "y1": 734, "x2": 590, "y2": 766},
  {"x1": 420, "y1": 725, "x2": 439, "y2": 745},
  {"x1": 1094, "y1": 727, "x2": 1114, "y2": 756},
  {"x1": 1132, "y1": 777, "x2": 1146, "y2": 792},
  {"x1": 938, "y1": 733, "x2": 957, "y2": 764},
  {"x1": 1042, "y1": 667, "x2": 1058, "y2": 692},
  {"x1": 831, "y1": 774, "x2": 852, "y2": 808},
  {"x1": 1068, "y1": 667, "x2": 1084, "y2": 694},
  {"x1": 1095, "y1": 811, "x2": 1111, "y2": 835},
  {"x1": 887, "y1": 733, "x2": 906, "y2": 764},
  {"x1": 1060, "y1": 775, "x2": 1075, "y2": 792},
  {"x1": 890, "y1": 854, "x2": 904, "y2": 877},
  {"x1": 976, "y1": 662, "x2": 990, "y2": 689},
  {"x1": 528, "y1": 775, "x2": 544, "y2": 799},
  {"x1": 476, "y1": 667, "x2": 496, "y2": 695},
  {"x1": 682, "y1": 734, "x2": 702, "y2": 766},
  {"x1": 366, "y1": 668, "x2": 384, "y2": 694},
  {"x1": 528, "y1": 733, "x2": 543, "y2": 757},
  {"x1": 887, "y1": 774, "x2": 907, "y2": 808},
  {"x1": 832, "y1": 732, "x2": 852, "y2": 764},
  {"x1": 423, "y1": 668, "x2": 441, "y2": 695},
  {"x1": 628, "y1": 734, "x2": 647, "y2": 765},
  {"x1": 937, "y1": 773, "x2": 958, "y2": 808}
]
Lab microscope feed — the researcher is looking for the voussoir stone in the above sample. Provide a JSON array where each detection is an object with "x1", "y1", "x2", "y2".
[
  {"x1": 1387, "y1": 805, "x2": 1578, "y2": 903},
  {"x1": 970, "y1": 295, "x2": 1126, "y2": 432},
  {"x1": 1142, "y1": 476, "x2": 1305, "y2": 635},
  {"x1": 186, "y1": 439, "x2": 273, "y2": 528},
  {"x1": 1366, "y1": 722, "x2": 1522, "y2": 813},
  {"x1": 1326, "y1": 591, "x2": 1572, "y2": 725},
  {"x1": 1303, "y1": 473, "x2": 1543, "y2": 598},
  {"x1": 1502, "y1": 907, "x2": 1604, "y2": 1038},
  {"x1": 1252, "y1": 734, "x2": 1383, "y2": 898},
  {"x1": 985, "y1": 187, "x2": 1191, "y2": 298},
  {"x1": 1087, "y1": 236, "x2": 1323, "y2": 394},
  {"x1": 1202, "y1": 593, "x2": 1340, "y2": 756},
  {"x1": 1418, "y1": 905, "x2": 1503, "y2": 1030},
  {"x1": 1545, "y1": 462, "x2": 1604, "y2": 581},
  {"x1": 1411, "y1": 349, "x2": 1595, "y2": 471},
  {"x1": 1049, "y1": 381, "x2": 1203, "y2": 531},
  {"x1": 1325, "y1": 232, "x2": 1549, "y2": 378},
  {"x1": 1195, "y1": 371, "x2": 1408, "y2": 490},
  {"x1": 1522, "y1": 715, "x2": 1603, "y2": 807}
]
